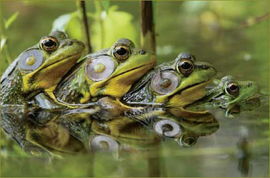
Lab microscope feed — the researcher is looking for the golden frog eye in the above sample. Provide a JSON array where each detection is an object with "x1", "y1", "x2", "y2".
[
  {"x1": 39, "y1": 36, "x2": 59, "y2": 52},
  {"x1": 90, "y1": 135, "x2": 119, "y2": 152},
  {"x1": 225, "y1": 82, "x2": 240, "y2": 97},
  {"x1": 150, "y1": 71, "x2": 179, "y2": 95},
  {"x1": 85, "y1": 56, "x2": 115, "y2": 81},
  {"x1": 153, "y1": 119, "x2": 181, "y2": 137},
  {"x1": 112, "y1": 45, "x2": 131, "y2": 61},
  {"x1": 176, "y1": 59, "x2": 194, "y2": 76},
  {"x1": 18, "y1": 49, "x2": 44, "y2": 71}
]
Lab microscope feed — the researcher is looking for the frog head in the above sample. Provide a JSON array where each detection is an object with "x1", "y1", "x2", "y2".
[
  {"x1": 209, "y1": 75, "x2": 260, "y2": 111},
  {"x1": 20, "y1": 31, "x2": 85, "y2": 96},
  {"x1": 150, "y1": 53, "x2": 217, "y2": 107},
  {"x1": 84, "y1": 38, "x2": 156, "y2": 99}
]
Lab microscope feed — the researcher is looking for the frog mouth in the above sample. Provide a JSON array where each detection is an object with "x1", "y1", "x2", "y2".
[
  {"x1": 179, "y1": 79, "x2": 212, "y2": 94},
  {"x1": 109, "y1": 63, "x2": 154, "y2": 80},
  {"x1": 166, "y1": 79, "x2": 214, "y2": 108}
]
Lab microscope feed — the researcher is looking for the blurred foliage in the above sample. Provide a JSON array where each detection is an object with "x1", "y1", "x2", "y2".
[
  {"x1": 0, "y1": 0, "x2": 269, "y2": 177},
  {"x1": 0, "y1": 11, "x2": 19, "y2": 73},
  {"x1": 52, "y1": 5, "x2": 138, "y2": 51}
]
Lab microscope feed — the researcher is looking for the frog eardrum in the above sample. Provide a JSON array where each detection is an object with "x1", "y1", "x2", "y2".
[
  {"x1": 153, "y1": 119, "x2": 181, "y2": 137},
  {"x1": 86, "y1": 56, "x2": 116, "y2": 81},
  {"x1": 18, "y1": 49, "x2": 44, "y2": 71},
  {"x1": 151, "y1": 70, "x2": 180, "y2": 95},
  {"x1": 90, "y1": 135, "x2": 119, "y2": 152}
]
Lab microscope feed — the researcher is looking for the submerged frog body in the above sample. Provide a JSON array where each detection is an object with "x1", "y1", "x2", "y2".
[
  {"x1": 0, "y1": 31, "x2": 85, "y2": 105},
  {"x1": 54, "y1": 38, "x2": 156, "y2": 106},
  {"x1": 123, "y1": 53, "x2": 217, "y2": 109},
  {"x1": 187, "y1": 75, "x2": 260, "y2": 117}
]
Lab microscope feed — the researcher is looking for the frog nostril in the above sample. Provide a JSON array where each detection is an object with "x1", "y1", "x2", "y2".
[
  {"x1": 60, "y1": 41, "x2": 73, "y2": 48},
  {"x1": 67, "y1": 41, "x2": 73, "y2": 46},
  {"x1": 139, "y1": 50, "x2": 146, "y2": 55},
  {"x1": 247, "y1": 82, "x2": 253, "y2": 87}
]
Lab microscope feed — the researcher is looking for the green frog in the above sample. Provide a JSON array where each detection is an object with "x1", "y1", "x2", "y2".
[
  {"x1": 186, "y1": 75, "x2": 260, "y2": 117},
  {"x1": 122, "y1": 52, "x2": 217, "y2": 108},
  {"x1": 53, "y1": 38, "x2": 156, "y2": 106},
  {"x1": 0, "y1": 31, "x2": 85, "y2": 105}
]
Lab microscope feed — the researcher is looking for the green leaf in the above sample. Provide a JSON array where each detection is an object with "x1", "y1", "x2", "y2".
[
  {"x1": 91, "y1": 6, "x2": 138, "y2": 50},
  {"x1": 101, "y1": 0, "x2": 110, "y2": 12},
  {"x1": 51, "y1": 6, "x2": 138, "y2": 52},
  {"x1": 4, "y1": 12, "x2": 19, "y2": 29},
  {"x1": 0, "y1": 37, "x2": 7, "y2": 52},
  {"x1": 51, "y1": 12, "x2": 84, "y2": 43}
]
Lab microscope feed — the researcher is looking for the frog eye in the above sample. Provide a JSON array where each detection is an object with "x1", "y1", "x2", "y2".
[
  {"x1": 18, "y1": 49, "x2": 44, "y2": 71},
  {"x1": 112, "y1": 45, "x2": 131, "y2": 61},
  {"x1": 150, "y1": 71, "x2": 179, "y2": 95},
  {"x1": 86, "y1": 56, "x2": 115, "y2": 81},
  {"x1": 178, "y1": 135, "x2": 198, "y2": 147},
  {"x1": 39, "y1": 36, "x2": 59, "y2": 52},
  {"x1": 176, "y1": 59, "x2": 194, "y2": 76},
  {"x1": 225, "y1": 82, "x2": 239, "y2": 96},
  {"x1": 90, "y1": 135, "x2": 119, "y2": 152},
  {"x1": 153, "y1": 119, "x2": 181, "y2": 137}
]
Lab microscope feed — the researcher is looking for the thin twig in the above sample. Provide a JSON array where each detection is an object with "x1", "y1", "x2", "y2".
[
  {"x1": 140, "y1": 0, "x2": 156, "y2": 55},
  {"x1": 77, "y1": 0, "x2": 92, "y2": 53},
  {"x1": 240, "y1": 12, "x2": 270, "y2": 29}
]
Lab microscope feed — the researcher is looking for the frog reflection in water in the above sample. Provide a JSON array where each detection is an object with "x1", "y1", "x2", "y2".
[
  {"x1": 89, "y1": 112, "x2": 219, "y2": 151},
  {"x1": 0, "y1": 106, "x2": 87, "y2": 156},
  {"x1": 0, "y1": 31, "x2": 85, "y2": 105},
  {"x1": 0, "y1": 31, "x2": 85, "y2": 155},
  {"x1": 187, "y1": 75, "x2": 260, "y2": 117},
  {"x1": 0, "y1": 101, "x2": 219, "y2": 157}
]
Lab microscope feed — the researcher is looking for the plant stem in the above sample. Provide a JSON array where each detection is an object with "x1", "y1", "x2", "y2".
[
  {"x1": 240, "y1": 12, "x2": 270, "y2": 28},
  {"x1": 140, "y1": 0, "x2": 156, "y2": 55},
  {"x1": 94, "y1": 0, "x2": 105, "y2": 49},
  {"x1": 77, "y1": 0, "x2": 92, "y2": 53}
]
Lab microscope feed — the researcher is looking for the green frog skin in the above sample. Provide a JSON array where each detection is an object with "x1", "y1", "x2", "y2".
[{"x1": 0, "y1": 31, "x2": 85, "y2": 105}]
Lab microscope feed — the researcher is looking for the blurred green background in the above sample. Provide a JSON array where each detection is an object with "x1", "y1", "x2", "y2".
[{"x1": 0, "y1": 0, "x2": 269, "y2": 177}]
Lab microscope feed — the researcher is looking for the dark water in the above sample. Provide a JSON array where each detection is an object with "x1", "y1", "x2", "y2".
[{"x1": 0, "y1": 0, "x2": 269, "y2": 177}]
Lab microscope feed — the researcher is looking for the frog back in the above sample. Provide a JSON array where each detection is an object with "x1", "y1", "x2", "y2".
[{"x1": 0, "y1": 58, "x2": 25, "y2": 105}]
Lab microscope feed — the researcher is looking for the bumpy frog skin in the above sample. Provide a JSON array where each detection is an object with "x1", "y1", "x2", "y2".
[
  {"x1": 0, "y1": 31, "x2": 85, "y2": 105},
  {"x1": 187, "y1": 75, "x2": 260, "y2": 116},
  {"x1": 123, "y1": 53, "x2": 217, "y2": 108},
  {"x1": 54, "y1": 38, "x2": 156, "y2": 106}
]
